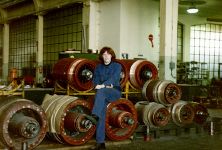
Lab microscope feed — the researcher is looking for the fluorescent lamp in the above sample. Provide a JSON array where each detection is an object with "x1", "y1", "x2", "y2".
[{"x1": 187, "y1": 7, "x2": 199, "y2": 14}]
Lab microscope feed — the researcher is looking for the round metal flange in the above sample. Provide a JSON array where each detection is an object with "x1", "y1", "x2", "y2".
[
  {"x1": 52, "y1": 58, "x2": 75, "y2": 88},
  {"x1": 64, "y1": 112, "x2": 93, "y2": 132},
  {"x1": 190, "y1": 102, "x2": 209, "y2": 125},
  {"x1": 68, "y1": 59, "x2": 97, "y2": 91},
  {"x1": 105, "y1": 99, "x2": 137, "y2": 141},
  {"x1": 142, "y1": 80, "x2": 181, "y2": 106},
  {"x1": 108, "y1": 110, "x2": 134, "y2": 129},
  {"x1": 60, "y1": 99, "x2": 96, "y2": 145},
  {"x1": 135, "y1": 101, "x2": 170, "y2": 128},
  {"x1": 129, "y1": 60, "x2": 158, "y2": 89},
  {"x1": 8, "y1": 114, "x2": 40, "y2": 139},
  {"x1": 171, "y1": 101, "x2": 195, "y2": 126},
  {"x1": 52, "y1": 58, "x2": 97, "y2": 91},
  {"x1": 157, "y1": 80, "x2": 181, "y2": 105},
  {"x1": 42, "y1": 94, "x2": 96, "y2": 145},
  {"x1": 0, "y1": 96, "x2": 47, "y2": 150},
  {"x1": 163, "y1": 83, "x2": 181, "y2": 104},
  {"x1": 148, "y1": 103, "x2": 170, "y2": 127}
]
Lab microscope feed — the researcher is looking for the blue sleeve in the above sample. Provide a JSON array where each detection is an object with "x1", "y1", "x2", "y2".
[
  {"x1": 92, "y1": 65, "x2": 100, "y2": 86},
  {"x1": 103, "y1": 63, "x2": 121, "y2": 86}
]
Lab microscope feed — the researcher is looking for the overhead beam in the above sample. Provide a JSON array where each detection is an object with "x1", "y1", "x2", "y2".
[
  {"x1": 0, "y1": 8, "x2": 7, "y2": 22},
  {"x1": 5, "y1": 1, "x2": 36, "y2": 20},
  {"x1": 0, "y1": 0, "x2": 84, "y2": 23}
]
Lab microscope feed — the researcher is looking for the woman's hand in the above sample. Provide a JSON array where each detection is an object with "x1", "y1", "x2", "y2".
[
  {"x1": 95, "y1": 84, "x2": 105, "y2": 89},
  {"x1": 105, "y1": 84, "x2": 113, "y2": 88}
]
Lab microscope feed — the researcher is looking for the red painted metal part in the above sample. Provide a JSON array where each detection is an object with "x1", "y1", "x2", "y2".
[
  {"x1": 60, "y1": 99, "x2": 96, "y2": 145},
  {"x1": 64, "y1": 112, "x2": 94, "y2": 133},
  {"x1": 152, "y1": 107, "x2": 170, "y2": 127},
  {"x1": 142, "y1": 80, "x2": 181, "y2": 106},
  {"x1": 135, "y1": 101, "x2": 170, "y2": 127},
  {"x1": 191, "y1": 102, "x2": 209, "y2": 125},
  {"x1": 105, "y1": 99, "x2": 138, "y2": 141},
  {"x1": 121, "y1": 59, "x2": 158, "y2": 89},
  {"x1": 52, "y1": 58, "x2": 97, "y2": 91},
  {"x1": 42, "y1": 94, "x2": 96, "y2": 145},
  {"x1": 169, "y1": 101, "x2": 195, "y2": 126},
  {"x1": 0, "y1": 96, "x2": 47, "y2": 150}
]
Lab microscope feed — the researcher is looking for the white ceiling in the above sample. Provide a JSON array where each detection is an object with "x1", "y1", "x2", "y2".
[{"x1": 178, "y1": 0, "x2": 222, "y2": 21}]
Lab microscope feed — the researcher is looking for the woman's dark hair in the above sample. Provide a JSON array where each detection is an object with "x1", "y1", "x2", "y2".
[{"x1": 98, "y1": 46, "x2": 116, "y2": 62}]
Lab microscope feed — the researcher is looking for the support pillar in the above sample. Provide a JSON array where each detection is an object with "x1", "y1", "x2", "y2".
[
  {"x1": 36, "y1": 15, "x2": 43, "y2": 85},
  {"x1": 159, "y1": 0, "x2": 178, "y2": 82},
  {"x1": 2, "y1": 23, "x2": 9, "y2": 82}
]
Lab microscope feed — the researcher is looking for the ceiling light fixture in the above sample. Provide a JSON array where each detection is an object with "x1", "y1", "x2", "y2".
[{"x1": 187, "y1": 6, "x2": 199, "y2": 14}]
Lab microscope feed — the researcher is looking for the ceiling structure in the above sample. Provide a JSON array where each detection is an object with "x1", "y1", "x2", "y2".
[
  {"x1": 0, "y1": 0, "x2": 27, "y2": 8},
  {"x1": 0, "y1": 0, "x2": 222, "y2": 22},
  {"x1": 179, "y1": 0, "x2": 222, "y2": 22},
  {"x1": 0, "y1": 0, "x2": 80, "y2": 22}
]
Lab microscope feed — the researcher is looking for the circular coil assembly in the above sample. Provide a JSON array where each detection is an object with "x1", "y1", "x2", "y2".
[
  {"x1": 114, "y1": 59, "x2": 129, "y2": 88},
  {"x1": 52, "y1": 58, "x2": 97, "y2": 91},
  {"x1": 135, "y1": 101, "x2": 170, "y2": 128},
  {"x1": 142, "y1": 80, "x2": 181, "y2": 106},
  {"x1": 190, "y1": 102, "x2": 209, "y2": 125},
  {"x1": 41, "y1": 94, "x2": 96, "y2": 145},
  {"x1": 105, "y1": 99, "x2": 137, "y2": 141},
  {"x1": 121, "y1": 59, "x2": 158, "y2": 89},
  {"x1": 0, "y1": 96, "x2": 47, "y2": 150},
  {"x1": 169, "y1": 100, "x2": 195, "y2": 126}
]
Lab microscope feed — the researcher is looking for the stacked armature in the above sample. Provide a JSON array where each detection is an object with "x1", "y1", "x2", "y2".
[
  {"x1": 0, "y1": 96, "x2": 47, "y2": 150},
  {"x1": 52, "y1": 58, "x2": 97, "y2": 91},
  {"x1": 51, "y1": 57, "x2": 208, "y2": 141},
  {"x1": 142, "y1": 80, "x2": 182, "y2": 106},
  {"x1": 117, "y1": 59, "x2": 158, "y2": 89},
  {"x1": 105, "y1": 98, "x2": 138, "y2": 141},
  {"x1": 41, "y1": 94, "x2": 96, "y2": 145},
  {"x1": 135, "y1": 101, "x2": 170, "y2": 128},
  {"x1": 168, "y1": 100, "x2": 195, "y2": 126},
  {"x1": 141, "y1": 79, "x2": 208, "y2": 127},
  {"x1": 52, "y1": 58, "x2": 159, "y2": 91}
]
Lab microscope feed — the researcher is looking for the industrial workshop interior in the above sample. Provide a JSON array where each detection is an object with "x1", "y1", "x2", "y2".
[{"x1": 1, "y1": 0, "x2": 222, "y2": 149}]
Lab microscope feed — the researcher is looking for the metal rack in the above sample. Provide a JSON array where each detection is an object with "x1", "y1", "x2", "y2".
[
  {"x1": 0, "y1": 80, "x2": 24, "y2": 97},
  {"x1": 177, "y1": 61, "x2": 209, "y2": 85},
  {"x1": 54, "y1": 80, "x2": 141, "y2": 99}
]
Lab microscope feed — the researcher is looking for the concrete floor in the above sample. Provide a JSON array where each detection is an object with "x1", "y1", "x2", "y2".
[
  {"x1": 108, "y1": 133, "x2": 222, "y2": 150},
  {"x1": 35, "y1": 132, "x2": 222, "y2": 150},
  {"x1": 0, "y1": 124, "x2": 221, "y2": 150}
]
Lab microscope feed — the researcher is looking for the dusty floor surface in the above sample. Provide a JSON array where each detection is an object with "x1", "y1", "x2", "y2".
[
  {"x1": 1, "y1": 127, "x2": 221, "y2": 150},
  {"x1": 33, "y1": 132, "x2": 222, "y2": 150},
  {"x1": 107, "y1": 134, "x2": 222, "y2": 150}
]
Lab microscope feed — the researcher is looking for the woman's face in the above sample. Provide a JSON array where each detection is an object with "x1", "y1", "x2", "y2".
[{"x1": 102, "y1": 51, "x2": 112, "y2": 65}]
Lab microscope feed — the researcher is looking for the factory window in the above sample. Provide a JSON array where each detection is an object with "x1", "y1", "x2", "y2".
[
  {"x1": 177, "y1": 23, "x2": 183, "y2": 63},
  {"x1": 190, "y1": 24, "x2": 222, "y2": 80},
  {"x1": 43, "y1": 3, "x2": 83, "y2": 75},
  {"x1": 9, "y1": 16, "x2": 37, "y2": 79}
]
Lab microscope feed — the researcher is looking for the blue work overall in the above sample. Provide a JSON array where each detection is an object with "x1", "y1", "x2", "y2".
[{"x1": 92, "y1": 61, "x2": 122, "y2": 143}]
